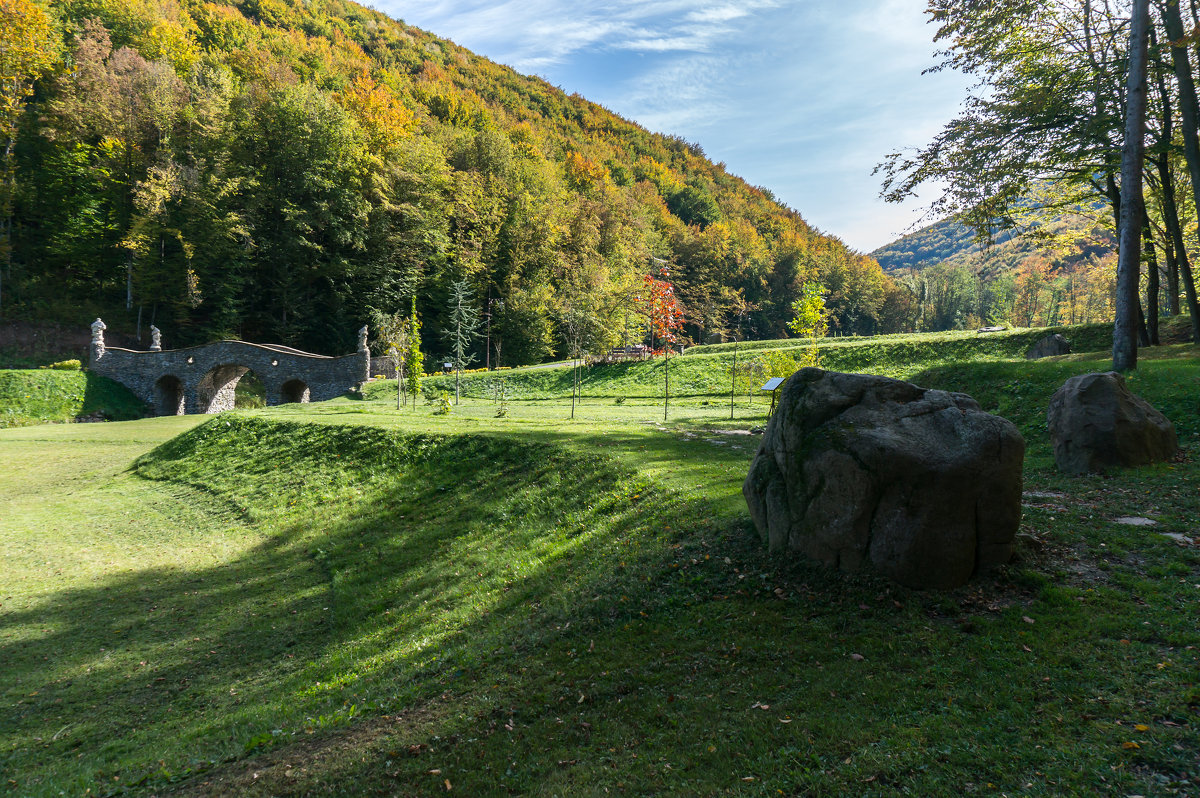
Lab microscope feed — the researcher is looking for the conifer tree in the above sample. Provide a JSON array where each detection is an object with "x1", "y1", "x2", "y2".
[{"x1": 444, "y1": 279, "x2": 481, "y2": 404}]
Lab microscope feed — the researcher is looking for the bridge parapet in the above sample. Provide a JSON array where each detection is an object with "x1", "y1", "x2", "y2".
[{"x1": 88, "y1": 324, "x2": 369, "y2": 415}]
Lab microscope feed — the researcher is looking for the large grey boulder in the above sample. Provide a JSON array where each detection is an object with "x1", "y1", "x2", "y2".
[
  {"x1": 1026, "y1": 333, "x2": 1071, "y2": 360},
  {"x1": 1047, "y1": 372, "x2": 1178, "y2": 474},
  {"x1": 743, "y1": 369, "x2": 1025, "y2": 590}
]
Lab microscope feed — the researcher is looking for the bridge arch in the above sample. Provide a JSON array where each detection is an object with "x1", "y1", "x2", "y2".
[
  {"x1": 153, "y1": 375, "x2": 186, "y2": 416},
  {"x1": 196, "y1": 364, "x2": 269, "y2": 414},
  {"x1": 281, "y1": 378, "x2": 310, "y2": 404}
]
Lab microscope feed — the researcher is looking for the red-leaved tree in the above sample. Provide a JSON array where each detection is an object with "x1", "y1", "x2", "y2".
[{"x1": 639, "y1": 272, "x2": 685, "y2": 420}]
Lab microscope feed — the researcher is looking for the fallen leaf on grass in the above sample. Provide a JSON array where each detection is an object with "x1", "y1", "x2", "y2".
[
  {"x1": 1122, "y1": 741, "x2": 1140, "y2": 750},
  {"x1": 1134, "y1": 724, "x2": 1149, "y2": 731}
]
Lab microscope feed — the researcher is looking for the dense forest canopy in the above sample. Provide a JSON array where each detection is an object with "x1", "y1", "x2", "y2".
[{"x1": 0, "y1": 0, "x2": 908, "y2": 361}]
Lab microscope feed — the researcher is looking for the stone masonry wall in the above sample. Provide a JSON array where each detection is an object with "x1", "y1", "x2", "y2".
[{"x1": 89, "y1": 337, "x2": 369, "y2": 415}]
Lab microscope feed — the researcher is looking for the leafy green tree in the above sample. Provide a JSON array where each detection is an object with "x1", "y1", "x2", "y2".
[
  {"x1": 371, "y1": 309, "x2": 410, "y2": 409},
  {"x1": 786, "y1": 281, "x2": 828, "y2": 367},
  {"x1": 877, "y1": 1, "x2": 1128, "y2": 245},
  {"x1": 0, "y1": 0, "x2": 57, "y2": 316},
  {"x1": 668, "y1": 182, "x2": 721, "y2": 228},
  {"x1": 787, "y1": 282, "x2": 829, "y2": 338},
  {"x1": 233, "y1": 83, "x2": 371, "y2": 348}
]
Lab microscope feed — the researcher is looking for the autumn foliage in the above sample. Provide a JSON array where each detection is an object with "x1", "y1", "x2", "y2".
[
  {"x1": 639, "y1": 273, "x2": 685, "y2": 349},
  {"x1": 0, "y1": 0, "x2": 904, "y2": 360}
]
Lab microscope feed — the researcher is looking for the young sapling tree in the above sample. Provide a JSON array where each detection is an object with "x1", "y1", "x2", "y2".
[
  {"x1": 407, "y1": 296, "x2": 424, "y2": 410},
  {"x1": 371, "y1": 310, "x2": 410, "y2": 409},
  {"x1": 638, "y1": 271, "x2": 685, "y2": 421},
  {"x1": 444, "y1": 279, "x2": 481, "y2": 404}
]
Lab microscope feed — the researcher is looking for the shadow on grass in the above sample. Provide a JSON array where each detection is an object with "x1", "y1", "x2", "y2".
[
  {"x1": 0, "y1": 419, "x2": 739, "y2": 795},
  {"x1": 5, "y1": 415, "x2": 1198, "y2": 796}
]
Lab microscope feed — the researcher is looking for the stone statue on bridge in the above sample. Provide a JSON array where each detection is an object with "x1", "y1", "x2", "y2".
[
  {"x1": 357, "y1": 325, "x2": 369, "y2": 353},
  {"x1": 90, "y1": 318, "x2": 106, "y2": 362},
  {"x1": 149, "y1": 326, "x2": 162, "y2": 352}
]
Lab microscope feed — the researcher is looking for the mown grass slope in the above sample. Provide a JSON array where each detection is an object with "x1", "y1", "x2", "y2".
[{"x1": 1, "y1": 327, "x2": 1198, "y2": 796}]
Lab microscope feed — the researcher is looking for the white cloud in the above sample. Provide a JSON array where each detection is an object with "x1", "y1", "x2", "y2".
[
  {"x1": 686, "y1": 6, "x2": 751, "y2": 24},
  {"x1": 617, "y1": 35, "x2": 714, "y2": 53}
]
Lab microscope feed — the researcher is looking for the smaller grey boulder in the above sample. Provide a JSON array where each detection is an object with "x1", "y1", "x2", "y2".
[
  {"x1": 1026, "y1": 334, "x2": 1071, "y2": 360},
  {"x1": 1047, "y1": 372, "x2": 1178, "y2": 474}
]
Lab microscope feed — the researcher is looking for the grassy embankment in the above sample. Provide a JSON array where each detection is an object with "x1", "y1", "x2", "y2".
[
  {"x1": 400, "y1": 323, "x2": 1116, "y2": 402},
  {"x1": 0, "y1": 323, "x2": 1197, "y2": 796},
  {"x1": 0, "y1": 368, "x2": 146, "y2": 428}
]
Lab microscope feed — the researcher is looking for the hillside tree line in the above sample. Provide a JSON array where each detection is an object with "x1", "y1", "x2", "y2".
[{"x1": 0, "y1": 0, "x2": 908, "y2": 363}]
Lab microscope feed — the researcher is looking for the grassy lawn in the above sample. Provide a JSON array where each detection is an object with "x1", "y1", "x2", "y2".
[{"x1": 1, "y1": 326, "x2": 1198, "y2": 796}]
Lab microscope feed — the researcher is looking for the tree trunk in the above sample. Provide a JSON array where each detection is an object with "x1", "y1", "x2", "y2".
[
  {"x1": 396, "y1": 353, "x2": 403, "y2": 410},
  {"x1": 1160, "y1": 0, "x2": 1200, "y2": 342},
  {"x1": 1164, "y1": 232, "x2": 1181, "y2": 316},
  {"x1": 1157, "y1": 159, "x2": 1184, "y2": 316},
  {"x1": 1152, "y1": 25, "x2": 1183, "y2": 316},
  {"x1": 663, "y1": 348, "x2": 670, "y2": 421},
  {"x1": 1142, "y1": 221, "x2": 1160, "y2": 344},
  {"x1": 1113, "y1": 0, "x2": 1149, "y2": 372}
]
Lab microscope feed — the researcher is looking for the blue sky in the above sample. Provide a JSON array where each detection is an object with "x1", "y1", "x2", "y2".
[{"x1": 373, "y1": 0, "x2": 973, "y2": 253}]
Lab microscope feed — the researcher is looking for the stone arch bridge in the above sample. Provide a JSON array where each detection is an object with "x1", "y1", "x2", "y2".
[{"x1": 87, "y1": 319, "x2": 370, "y2": 416}]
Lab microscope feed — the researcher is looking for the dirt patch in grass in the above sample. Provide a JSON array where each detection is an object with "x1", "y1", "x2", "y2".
[{"x1": 164, "y1": 701, "x2": 444, "y2": 797}]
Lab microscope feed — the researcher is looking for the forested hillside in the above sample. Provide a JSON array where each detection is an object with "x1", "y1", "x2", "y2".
[
  {"x1": 0, "y1": 0, "x2": 907, "y2": 361},
  {"x1": 871, "y1": 210, "x2": 1117, "y2": 331}
]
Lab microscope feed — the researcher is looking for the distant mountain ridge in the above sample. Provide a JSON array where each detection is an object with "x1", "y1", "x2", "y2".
[
  {"x1": 868, "y1": 211, "x2": 1118, "y2": 331},
  {"x1": 871, "y1": 215, "x2": 1115, "y2": 277}
]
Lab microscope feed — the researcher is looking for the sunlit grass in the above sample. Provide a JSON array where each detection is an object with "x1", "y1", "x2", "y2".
[{"x1": 1, "y1": 332, "x2": 1198, "y2": 796}]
